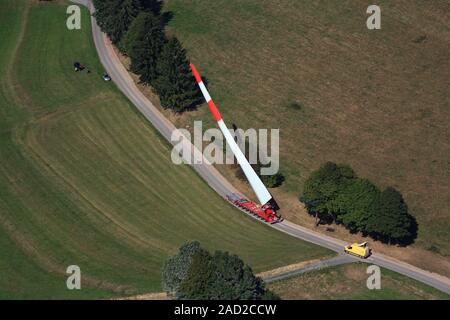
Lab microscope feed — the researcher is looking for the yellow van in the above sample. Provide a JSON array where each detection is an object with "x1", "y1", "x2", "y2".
[{"x1": 344, "y1": 242, "x2": 371, "y2": 258}]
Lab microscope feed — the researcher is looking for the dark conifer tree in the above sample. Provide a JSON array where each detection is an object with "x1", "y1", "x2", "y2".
[
  {"x1": 153, "y1": 37, "x2": 202, "y2": 112},
  {"x1": 121, "y1": 12, "x2": 166, "y2": 84},
  {"x1": 94, "y1": 0, "x2": 154, "y2": 44}
]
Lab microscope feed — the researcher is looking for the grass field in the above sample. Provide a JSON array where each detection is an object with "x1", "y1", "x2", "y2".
[
  {"x1": 0, "y1": 0, "x2": 332, "y2": 299},
  {"x1": 269, "y1": 263, "x2": 450, "y2": 300},
  {"x1": 163, "y1": 0, "x2": 450, "y2": 260}
]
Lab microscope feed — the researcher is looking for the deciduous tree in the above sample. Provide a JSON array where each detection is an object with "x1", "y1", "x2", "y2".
[
  {"x1": 162, "y1": 241, "x2": 206, "y2": 296},
  {"x1": 299, "y1": 163, "x2": 417, "y2": 244},
  {"x1": 331, "y1": 178, "x2": 379, "y2": 233},
  {"x1": 300, "y1": 162, "x2": 355, "y2": 225},
  {"x1": 163, "y1": 242, "x2": 277, "y2": 300}
]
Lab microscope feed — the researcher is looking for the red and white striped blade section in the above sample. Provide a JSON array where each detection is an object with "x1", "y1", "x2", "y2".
[{"x1": 190, "y1": 63, "x2": 272, "y2": 205}]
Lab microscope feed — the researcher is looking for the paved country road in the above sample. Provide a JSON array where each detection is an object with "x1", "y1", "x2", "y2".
[{"x1": 71, "y1": 0, "x2": 450, "y2": 295}]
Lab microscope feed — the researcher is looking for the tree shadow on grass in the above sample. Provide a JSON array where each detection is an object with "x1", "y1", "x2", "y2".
[
  {"x1": 367, "y1": 215, "x2": 419, "y2": 246},
  {"x1": 161, "y1": 11, "x2": 174, "y2": 28}
]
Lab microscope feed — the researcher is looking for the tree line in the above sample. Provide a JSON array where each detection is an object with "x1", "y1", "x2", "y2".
[
  {"x1": 162, "y1": 241, "x2": 279, "y2": 300},
  {"x1": 93, "y1": 0, "x2": 202, "y2": 112},
  {"x1": 300, "y1": 162, "x2": 417, "y2": 245}
]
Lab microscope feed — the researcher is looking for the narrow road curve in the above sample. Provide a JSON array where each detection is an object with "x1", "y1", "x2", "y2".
[{"x1": 72, "y1": 0, "x2": 450, "y2": 295}]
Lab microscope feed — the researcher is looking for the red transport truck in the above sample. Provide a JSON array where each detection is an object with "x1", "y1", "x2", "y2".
[{"x1": 227, "y1": 193, "x2": 282, "y2": 224}]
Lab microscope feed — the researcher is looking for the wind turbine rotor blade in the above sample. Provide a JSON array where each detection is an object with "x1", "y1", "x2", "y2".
[{"x1": 190, "y1": 63, "x2": 272, "y2": 205}]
